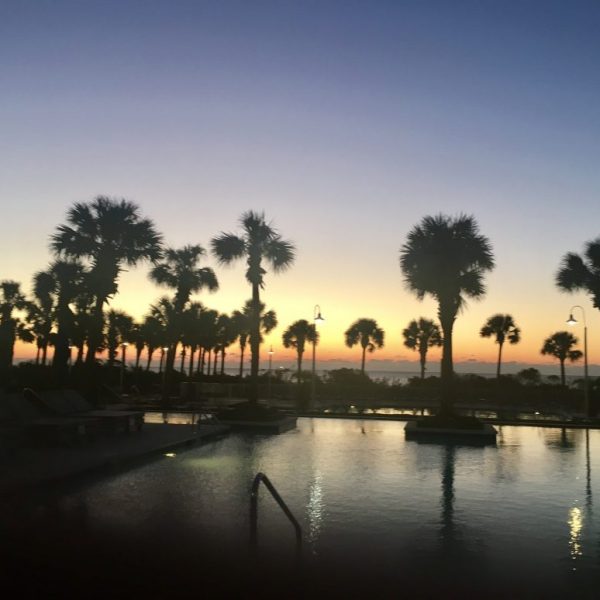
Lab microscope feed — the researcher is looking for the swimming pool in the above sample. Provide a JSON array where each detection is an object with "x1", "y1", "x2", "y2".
[{"x1": 6, "y1": 418, "x2": 600, "y2": 596}]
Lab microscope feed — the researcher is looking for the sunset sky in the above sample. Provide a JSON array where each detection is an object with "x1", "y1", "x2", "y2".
[{"x1": 2, "y1": 1, "x2": 600, "y2": 375}]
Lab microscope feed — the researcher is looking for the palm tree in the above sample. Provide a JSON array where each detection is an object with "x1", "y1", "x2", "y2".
[
  {"x1": 282, "y1": 319, "x2": 318, "y2": 382},
  {"x1": 402, "y1": 318, "x2": 442, "y2": 379},
  {"x1": 28, "y1": 270, "x2": 56, "y2": 365},
  {"x1": 231, "y1": 309, "x2": 251, "y2": 377},
  {"x1": 139, "y1": 315, "x2": 165, "y2": 371},
  {"x1": 480, "y1": 314, "x2": 521, "y2": 378},
  {"x1": 149, "y1": 245, "x2": 218, "y2": 391},
  {"x1": 400, "y1": 214, "x2": 494, "y2": 414},
  {"x1": 344, "y1": 318, "x2": 385, "y2": 375},
  {"x1": 51, "y1": 196, "x2": 162, "y2": 367},
  {"x1": 180, "y1": 302, "x2": 204, "y2": 376},
  {"x1": 541, "y1": 331, "x2": 582, "y2": 386},
  {"x1": 556, "y1": 238, "x2": 600, "y2": 307},
  {"x1": 105, "y1": 309, "x2": 135, "y2": 367},
  {"x1": 49, "y1": 260, "x2": 88, "y2": 376},
  {"x1": 0, "y1": 280, "x2": 32, "y2": 372},
  {"x1": 211, "y1": 211, "x2": 294, "y2": 402}
]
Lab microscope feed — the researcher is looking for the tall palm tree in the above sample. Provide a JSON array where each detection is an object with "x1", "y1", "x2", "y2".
[
  {"x1": 196, "y1": 308, "x2": 219, "y2": 375},
  {"x1": 149, "y1": 245, "x2": 218, "y2": 390},
  {"x1": 400, "y1": 214, "x2": 494, "y2": 414},
  {"x1": 180, "y1": 302, "x2": 204, "y2": 376},
  {"x1": 344, "y1": 318, "x2": 385, "y2": 375},
  {"x1": 0, "y1": 280, "x2": 32, "y2": 372},
  {"x1": 211, "y1": 211, "x2": 294, "y2": 402},
  {"x1": 51, "y1": 196, "x2": 162, "y2": 367},
  {"x1": 556, "y1": 238, "x2": 600, "y2": 308},
  {"x1": 541, "y1": 331, "x2": 582, "y2": 386},
  {"x1": 480, "y1": 314, "x2": 521, "y2": 378},
  {"x1": 282, "y1": 319, "x2": 318, "y2": 382},
  {"x1": 402, "y1": 318, "x2": 442, "y2": 379}
]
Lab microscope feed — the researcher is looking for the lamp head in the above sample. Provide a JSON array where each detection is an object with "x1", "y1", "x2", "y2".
[
  {"x1": 314, "y1": 311, "x2": 325, "y2": 323},
  {"x1": 566, "y1": 314, "x2": 577, "y2": 326}
]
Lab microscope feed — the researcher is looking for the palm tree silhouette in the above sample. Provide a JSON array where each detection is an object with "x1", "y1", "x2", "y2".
[
  {"x1": 0, "y1": 280, "x2": 32, "y2": 372},
  {"x1": 541, "y1": 331, "x2": 582, "y2": 386},
  {"x1": 400, "y1": 214, "x2": 494, "y2": 414},
  {"x1": 149, "y1": 244, "x2": 218, "y2": 388},
  {"x1": 138, "y1": 314, "x2": 166, "y2": 371},
  {"x1": 480, "y1": 314, "x2": 521, "y2": 378},
  {"x1": 105, "y1": 309, "x2": 134, "y2": 367},
  {"x1": 556, "y1": 238, "x2": 600, "y2": 306},
  {"x1": 27, "y1": 270, "x2": 56, "y2": 365},
  {"x1": 344, "y1": 318, "x2": 385, "y2": 375},
  {"x1": 282, "y1": 319, "x2": 318, "y2": 382},
  {"x1": 51, "y1": 197, "x2": 162, "y2": 367},
  {"x1": 211, "y1": 211, "x2": 294, "y2": 402},
  {"x1": 231, "y1": 308, "x2": 251, "y2": 377},
  {"x1": 402, "y1": 318, "x2": 442, "y2": 379},
  {"x1": 48, "y1": 260, "x2": 87, "y2": 376}
]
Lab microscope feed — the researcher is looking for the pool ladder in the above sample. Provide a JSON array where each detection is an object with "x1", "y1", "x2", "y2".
[{"x1": 250, "y1": 472, "x2": 302, "y2": 557}]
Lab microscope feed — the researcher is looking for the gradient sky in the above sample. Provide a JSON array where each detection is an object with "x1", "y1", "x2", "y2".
[{"x1": 2, "y1": 0, "x2": 600, "y2": 374}]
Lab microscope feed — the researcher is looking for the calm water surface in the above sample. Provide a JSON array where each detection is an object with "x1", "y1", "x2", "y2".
[{"x1": 28, "y1": 419, "x2": 600, "y2": 595}]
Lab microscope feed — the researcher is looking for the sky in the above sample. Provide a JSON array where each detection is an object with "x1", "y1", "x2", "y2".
[{"x1": 2, "y1": 0, "x2": 600, "y2": 375}]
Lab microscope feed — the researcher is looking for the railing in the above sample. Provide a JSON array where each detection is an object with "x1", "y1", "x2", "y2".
[{"x1": 250, "y1": 472, "x2": 302, "y2": 557}]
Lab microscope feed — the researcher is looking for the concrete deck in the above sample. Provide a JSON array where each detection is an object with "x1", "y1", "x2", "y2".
[{"x1": 0, "y1": 422, "x2": 229, "y2": 497}]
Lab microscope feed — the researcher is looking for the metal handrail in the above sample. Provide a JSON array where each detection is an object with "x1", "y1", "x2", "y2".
[{"x1": 250, "y1": 472, "x2": 302, "y2": 555}]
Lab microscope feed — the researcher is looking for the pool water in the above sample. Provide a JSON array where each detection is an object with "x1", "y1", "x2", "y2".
[{"x1": 7, "y1": 418, "x2": 600, "y2": 596}]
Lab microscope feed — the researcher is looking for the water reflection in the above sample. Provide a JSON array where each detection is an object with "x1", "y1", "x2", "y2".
[
  {"x1": 568, "y1": 506, "x2": 583, "y2": 562},
  {"x1": 307, "y1": 473, "x2": 323, "y2": 549},
  {"x1": 440, "y1": 445, "x2": 456, "y2": 550}
]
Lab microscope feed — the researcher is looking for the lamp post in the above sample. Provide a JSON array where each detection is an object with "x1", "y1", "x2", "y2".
[
  {"x1": 567, "y1": 305, "x2": 589, "y2": 417},
  {"x1": 311, "y1": 305, "x2": 325, "y2": 408},
  {"x1": 268, "y1": 345, "x2": 274, "y2": 400},
  {"x1": 120, "y1": 342, "x2": 129, "y2": 392}
]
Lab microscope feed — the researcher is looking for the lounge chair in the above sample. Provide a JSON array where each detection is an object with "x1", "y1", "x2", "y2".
[
  {"x1": 26, "y1": 389, "x2": 144, "y2": 435},
  {"x1": 9, "y1": 391, "x2": 99, "y2": 446}
]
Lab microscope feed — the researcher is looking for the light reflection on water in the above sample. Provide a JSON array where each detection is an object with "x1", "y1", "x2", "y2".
[{"x1": 39, "y1": 419, "x2": 600, "y2": 593}]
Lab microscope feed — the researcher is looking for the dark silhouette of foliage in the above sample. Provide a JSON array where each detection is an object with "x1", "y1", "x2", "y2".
[
  {"x1": 0, "y1": 280, "x2": 33, "y2": 373},
  {"x1": 51, "y1": 196, "x2": 162, "y2": 368},
  {"x1": 344, "y1": 318, "x2": 385, "y2": 375},
  {"x1": 400, "y1": 214, "x2": 494, "y2": 414},
  {"x1": 556, "y1": 238, "x2": 600, "y2": 308},
  {"x1": 516, "y1": 367, "x2": 541, "y2": 386},
  {"x1": 282, "y1": 319, "x2": 318, "y2": 382},
  {"x1": 211, "y1": 211, "x2": 294, "y2": 402},
  {"x1": 540, "y1": 331, "x2": 582, "y2": 386},
  {"x1": 480, "y1": 314, "x2": 521, "y2": 378},
  {"x1": 402, "y1": 317, "x2": 442, "y2": 379}
]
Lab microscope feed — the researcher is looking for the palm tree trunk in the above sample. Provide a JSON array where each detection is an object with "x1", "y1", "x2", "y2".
[
  {"x1": 146, "y1": 349, "x2": 154, "y2": 371},
  {"x1": 213, "y1": 350, "x2": 218, "y2": 375},
  {"x1": 361, "y1": 346, "x2": 366, "y2": 375},
  {"x1": 41, "y1": 343, "x2": 48, "y2": 366},
  {"x1": 189, "y1": 347, "x2": 195, "y2": 378},
  {"x1": 35, "y1": 346, "x2": 41, "y2": 365},
  {"x1": 220, "y1": 349, "x2": 225, "y2": 375},
  {"x1": 560, "y1": 359, "x2": 566, "y2": 386},
  {"x1": 239, "y1": 345, "x2": 245, "y2": 378},
  {"x1": 86, "y1": 298, "x2": 104, "y2": 366},
  {"x1": 180, "y1": 347, "x2": 186, "y2": 372},
  {"x1": 135, "y1": 348, "x2": 142, "y2": 370},
  {"x1": 249, "y1": 284, "x2": 261, "y2": 403},
  {"x1": 438, "y1": 304, "x2": 457, "y2": 416},
  {"x1": 419, "y1": 349, "x2": 426, "y2": 379},
  {"x1": 297, "y1": 351, "x2": 302, "y2": 382},
  {"x1": 496, "y1": 342, "x2": 504, "y2": 379}
]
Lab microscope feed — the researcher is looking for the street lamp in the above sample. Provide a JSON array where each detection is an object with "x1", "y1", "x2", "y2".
[
  {"x1": 268, "y1": 345, "x2": 274, "y2": 400},
  {"x1": 312, "y1": 305, "x2": 325, "y2": 408},
  {"x1": 120, "y1": 342, "x2": 129, "y2": 392},
  {"x1": 566, "y1": 305, "x2": 589, "y2": 417}
]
